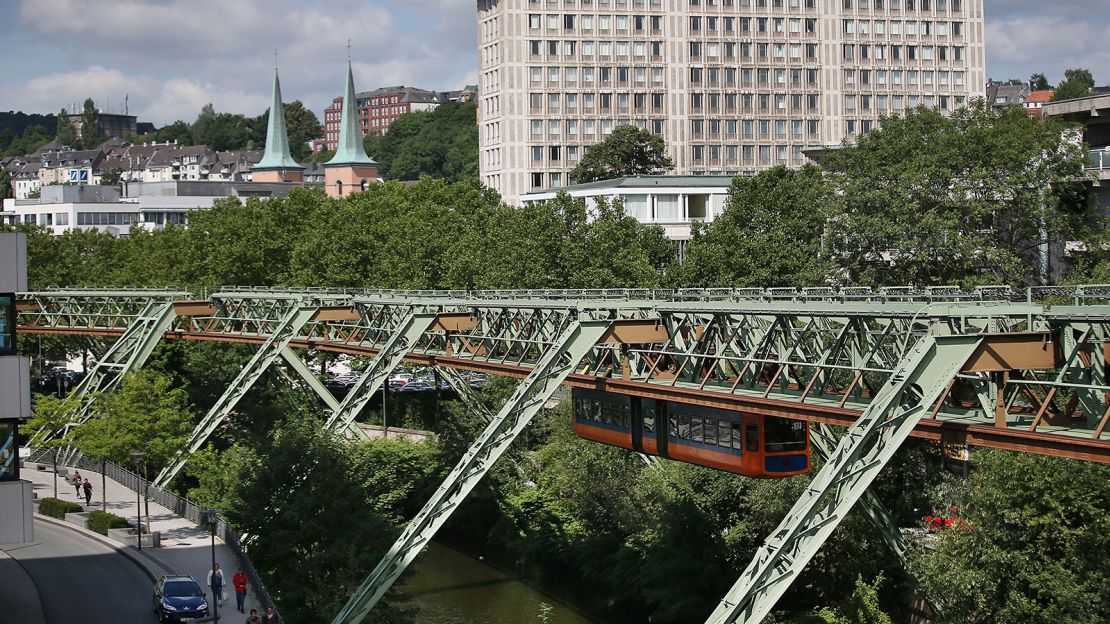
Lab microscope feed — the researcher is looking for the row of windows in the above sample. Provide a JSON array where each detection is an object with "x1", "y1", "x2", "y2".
[
  {"x1": 845, "y1": 68, "x2": 966, "y2": 85},
  {"x1": 670, "y1": 411, "x2": 750, "y2": 450},
  {"x1": 843, "y1": 18, "x2": 963, "y2": 35},
  {"x1": 842, "y1": 43, "x2": 966, "y2": 61},
  {"x1": 690, "y1": 144, "x2": 809, "y2": 163},
  {"x1": 76, "y1": 212, "x2": 140, "y2": 226},
  {"x1": 529, "y1": 117, "x2": 665, "y2": 136},
  {"x1": 692, "y1": 118, "x2": 822, "y2": 135}
]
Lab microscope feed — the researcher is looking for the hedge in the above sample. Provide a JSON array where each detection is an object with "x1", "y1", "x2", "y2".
[
  {"x1": 87, "y1": 510, "x2": 131, "y2": 535},
  {"x1": 39, "y1": 497, "x2": 84, "y2": 519}
]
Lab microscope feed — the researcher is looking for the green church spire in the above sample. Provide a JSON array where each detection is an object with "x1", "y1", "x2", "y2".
[
  {"x1": 255, "y1": 67, "x2": 303, "y2": 171},
  {"x1": 327, "y1": 61, "x2": 375, "y2": 167}
]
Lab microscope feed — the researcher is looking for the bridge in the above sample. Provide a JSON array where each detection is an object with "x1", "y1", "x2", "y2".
[{"x1": 17, "y1": 285, "x2": 1110, "y2": 624}]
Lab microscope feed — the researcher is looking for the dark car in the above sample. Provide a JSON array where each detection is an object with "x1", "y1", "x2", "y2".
[{"x1": 153, "y1": 575, "x2": 209, "y2": 622}]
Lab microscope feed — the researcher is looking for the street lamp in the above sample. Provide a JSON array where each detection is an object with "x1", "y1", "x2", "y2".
[
  {"x1": 130, "y1": 451, "x2": 145, "y2": 551},
  {"x1": 202, "y1": 508, "x2": 220, "y2": 623}
]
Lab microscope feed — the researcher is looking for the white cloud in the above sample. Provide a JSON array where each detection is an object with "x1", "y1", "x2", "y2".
[{"x1": 986, "y1": 16, "x2": 1110, "y2": 83}]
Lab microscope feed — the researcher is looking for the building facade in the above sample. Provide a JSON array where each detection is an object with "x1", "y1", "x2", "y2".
[
  {"x1": 0, "y1": 232, "x2": 33, "y2": 545},
  {"x1": 477, "y1": 0, "x2": 986, "y2": 204},
  {"x1": 314, "y1": 86, "x2": 445, "y2": 153},
  {"x1": 68, "y1": 112, "x2": 138, "y2": 140}
]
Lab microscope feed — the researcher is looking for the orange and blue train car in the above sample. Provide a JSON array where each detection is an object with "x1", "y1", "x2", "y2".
[{"x1": 571, "y1": 388, "x2": 810, "y2": 478}]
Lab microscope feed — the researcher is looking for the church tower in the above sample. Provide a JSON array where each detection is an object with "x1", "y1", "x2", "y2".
[
  {"x1": 324, "y1": 61, "x2": 379, "y2": 197},
  {"x1": 252, "y1": 67, "x2": 304, "y2": 184}
]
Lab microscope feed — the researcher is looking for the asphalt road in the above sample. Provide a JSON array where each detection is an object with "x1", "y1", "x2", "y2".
[{"x1": 5, "y1": 518, "x2": 155, "y2": 624}]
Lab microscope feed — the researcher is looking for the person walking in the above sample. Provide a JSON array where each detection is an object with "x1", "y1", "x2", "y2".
[
  {"x1": 207, "y1": 563, "x2": 225, "y2": 610},
  {"x1": 232, "y1": 567, "x2": 249, "y2": 613},
  {"x1": 262, "y1": 605, "x2": 277, "y2": 622},
  {"x1": 245, "y1": 608, "x2": 261, "y2": 623},
  {"x1": 72, "y1": 471, "x2": 82, "y2": 496},
  {"x1": 82, "y1": 478, "x2": 92, "y2": 506}
]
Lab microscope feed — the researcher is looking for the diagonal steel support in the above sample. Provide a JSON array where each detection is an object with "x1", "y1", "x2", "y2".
[
  {"x1": 154, "y1": 305, "x2": 318, "y2": 487},
  {"x1": 331, "y1": 318, "x2": 612, "y2": 624},
  {"x1": 46, "y1": 300, "x2": 178, "y2": 463},
  {"x1": 435, "y1": 365, "x2": 494, "y2": 424},
  {"x1": 280, "y1": 346, "x2": 341, "y2": 413},
  {"x1": 705, "y1": 333, "x2": 983, "y2": 624},
  {"x1": 809, "y1": 423, "x2": 908, "y2": 565},
  {"x1": 324, "y1": 312, "x2": 440, "y2": 436}
]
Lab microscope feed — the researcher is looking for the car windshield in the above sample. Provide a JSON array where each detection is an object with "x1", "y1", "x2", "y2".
[{"x1": 164, "y1": 580, "x2": 203, "y2": 597}]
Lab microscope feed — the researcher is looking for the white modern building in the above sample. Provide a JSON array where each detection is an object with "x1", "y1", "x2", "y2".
[
  {"x1": 476, "y1": 0, "x2": 986, "y2": 204},
  {"x1": 1, "y1": 181, "x2": 298, "y2": 236},
  {"x1": 521, "y1": 174, "x2": 734, "y2": 250}
]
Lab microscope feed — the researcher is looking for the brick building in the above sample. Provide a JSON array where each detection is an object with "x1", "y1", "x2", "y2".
[{"x1": 312, "y1": 85, "x2": 474, "y2": 154}]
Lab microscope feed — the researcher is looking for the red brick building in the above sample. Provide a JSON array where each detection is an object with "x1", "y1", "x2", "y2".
[{"x1": 312, "y1": 85, "x2": 447, "y2": 154}]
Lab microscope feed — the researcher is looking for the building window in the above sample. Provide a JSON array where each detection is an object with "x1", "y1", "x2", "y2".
[
  {"x1": 336, "y1": 180, "x2": 344, "y2": 195},
  {"x1": 0, "y1": 293, "x2": 13, "y2": 356}
]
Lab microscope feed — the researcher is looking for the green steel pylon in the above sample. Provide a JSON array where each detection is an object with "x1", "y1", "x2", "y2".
[
  {"x1": 704, "y1": 333, "x2": 983, "y2": 624},
  {"x1": 154, "y1": 304, "x2": 318, "y2": 487},
  {"x1": 331, "y1": 318, "x2": 612, "y2": 624}
]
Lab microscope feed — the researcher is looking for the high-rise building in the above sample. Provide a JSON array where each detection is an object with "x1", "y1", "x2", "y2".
[
  {"x1": 0, "y1": 233, "x2": 32, "y2": 545},
  {"x1": 477, "y1": 0, "x2": 985, "y2": 204}
]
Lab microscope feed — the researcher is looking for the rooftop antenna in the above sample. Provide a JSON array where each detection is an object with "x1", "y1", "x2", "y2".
[{"x1": 125, "y1": 94, "x2": 128, "y2": 115}]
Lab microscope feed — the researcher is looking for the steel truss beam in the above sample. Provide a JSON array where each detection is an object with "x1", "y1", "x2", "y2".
[
  {"x1": 154, "y1": 303, "x2": 319, "y2": 487},
  {"x1": 705, "y1": 334, "x2": 983, "y2": 624},
  {"x1": 331, "y1": 319, "x2": 612, "y2": 624}
]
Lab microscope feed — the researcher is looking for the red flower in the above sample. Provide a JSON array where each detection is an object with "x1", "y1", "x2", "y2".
[{"x1": 948, "y1": 506, "x2": 959, "y2": 513}]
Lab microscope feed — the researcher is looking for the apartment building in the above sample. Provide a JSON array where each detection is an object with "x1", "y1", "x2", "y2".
[
  {"x1": 313, "y1": 85, "x2": 448, "y2": 153},
  {"x1": 477, "y1": 0, "x2": 985, "y2": 204}
]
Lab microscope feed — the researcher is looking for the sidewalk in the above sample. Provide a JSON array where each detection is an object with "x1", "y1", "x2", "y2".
[{"x1": 23, "y1": 463, "x2": 269, "y2": 618}]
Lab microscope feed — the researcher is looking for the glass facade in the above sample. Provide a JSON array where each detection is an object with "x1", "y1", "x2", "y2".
[
  {"x1": 0, "y1": 420, "x2": 17, "y2": 481},
  {"x1": 0, "y1": 294, "x2": 13, "y2": 355}
]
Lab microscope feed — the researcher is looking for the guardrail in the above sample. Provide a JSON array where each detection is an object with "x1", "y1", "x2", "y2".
[{"x1": 37, "y1": 450, "x2": 282, "y2": 623}]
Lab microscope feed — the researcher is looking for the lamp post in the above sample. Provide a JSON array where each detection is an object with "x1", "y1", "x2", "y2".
[
  {"x1": 129, "y1": 451, "x2": 145, "y2": 551},
  {"x1": 202, "y1": 508, "x2": 220, "y2": 623}
]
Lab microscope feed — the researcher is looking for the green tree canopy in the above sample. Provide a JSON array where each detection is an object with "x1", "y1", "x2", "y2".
[
  {"x1": 677, "y1": 165, "x2": 833, "y2": 287},
  {"x1": 821, "y1": 101, "x2": 1089, "y2": 286},
  {"x1": 55, "y1": 108, "x2": 78, "y2": 147},
  {"x1": 0, "y1": 168, "x2": 11, "y2": 200},
  {"x1": 363, "y1": 101, "x2": 478, "y2": 182},
  {"x1": 570, "y1": 124, "x2": 675, "y2": 183},
  {"x1": 155, "y1": 120, "x2": 193, "y2": 145},
  {"x1": 190, "y1": 103, "x2": 255, "y2": 151},
  {"x1": 1051, "y1": 68, "x2": 1096, "y2": 101},
  {"x1": 79, "y1": 98, "x2": 102, "y2": 149},
  {"x1": 1030, "y1": 72, "x2": 1051, "y2": 91}
]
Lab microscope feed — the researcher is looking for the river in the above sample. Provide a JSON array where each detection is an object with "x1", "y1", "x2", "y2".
[{"x1": 398, "y1": 541, "x2": 601, "y2": 624}]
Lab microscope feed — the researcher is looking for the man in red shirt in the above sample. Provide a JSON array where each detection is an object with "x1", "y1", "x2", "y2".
[{"x1": 232, "y1": 568, "x2": 249, "y2": 613}]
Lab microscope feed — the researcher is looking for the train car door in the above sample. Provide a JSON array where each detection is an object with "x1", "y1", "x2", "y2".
[{"x1": 631, "y1": 396, "x2": 644, "y2": 453}]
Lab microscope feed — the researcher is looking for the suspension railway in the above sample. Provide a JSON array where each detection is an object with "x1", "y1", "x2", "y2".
[{"x1": 15, "y1": 286, "x2": 1110, "y2": 624}]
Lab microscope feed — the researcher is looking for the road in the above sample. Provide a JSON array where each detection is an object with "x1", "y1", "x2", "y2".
[{"x1": 5, "y1": 518, "x2": 154, "y2": 624}]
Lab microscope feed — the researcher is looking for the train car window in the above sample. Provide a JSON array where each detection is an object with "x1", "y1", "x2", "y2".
[
  {"x1": 764, "y1": 416, "x2": 807, "y2": 452},
  {"x1": 732, "y1": 423, "x2": 744, "y2": 450},
  {"x1": 718, "y1": 420, "x2": 731, "y2": 448},
  {"x1": 690, "y1": 416, "x2": 704, "y2": 443},
  {"x1": 669, "y1": 415, "x2": 679, "y2": 437},
  {"x1": 746, "y1": 424, "x2": 759, "y2": 452},
  {"x1": 643, "y1": 406, "x2": 656, "y2": 433},
  {"x1": 703, "y1": 417, "x2": 718, "y2": 446},
  {"x1": 678, "y1": 413, "x2": 691, "y2": 439}
]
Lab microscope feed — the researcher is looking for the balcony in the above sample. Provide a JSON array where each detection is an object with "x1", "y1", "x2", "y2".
[{"x1": 1088, "y1": 148, "x2": 1110, "y2": 181}]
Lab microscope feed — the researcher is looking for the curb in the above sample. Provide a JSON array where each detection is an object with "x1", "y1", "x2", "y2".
[{"x1": 33, "y1": 513, "x2": 175, "y2": 582}]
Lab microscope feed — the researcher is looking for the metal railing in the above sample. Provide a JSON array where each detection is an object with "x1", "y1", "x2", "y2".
[
  {"x1": 1088, "y1": 148, "x2": 1110, "y2": 171},
  {"x1": 36, "y1": 450, "x2": 282, "y2": 623}
]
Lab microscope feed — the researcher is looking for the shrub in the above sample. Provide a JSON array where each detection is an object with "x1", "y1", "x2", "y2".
[
  {"x1": 39, "y1": 497, "x2": 84, "y2": 519},
  {"x1": 87, "y1": 510, "x2": 131, "y2": 535}
]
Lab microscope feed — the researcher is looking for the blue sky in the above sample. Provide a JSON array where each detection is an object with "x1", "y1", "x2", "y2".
[{"x1": 0, "y1": 0, "x2": 1106, "y2": 126}]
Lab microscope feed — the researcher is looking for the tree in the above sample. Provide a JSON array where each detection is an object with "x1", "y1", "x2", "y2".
[
  {"x1": 190, "y1": 104, "x2": 253, "y2": 152},
  {"x1": 912, "y1": 450, "x2": 1110, "y2": 623},
  {"x1": 678, "y1": 165, "x2": 833, "y2": 287},
  {"x1": 55, "y1": 108, "x2": 78, "y2": 147},
  {"x1": 252, "y1": 100, "x2": 323, "y2": 162},
  {"x1": 72, "y1": 370, "x2": 193, "y2": 532},
  {"x1": 821, "y1": 102, "x2": 1089, "y2": 286},
  {"x1": 155, "y1": 120, "x2": 193, "y2": 145},
  {"x1": 1051, "y1": 68, "x2": 1096, "y2": 101},
  {"x1": 570, "y1": 124, "x2": 675, "y2": 183},
  {"x1": 363, "y1": 102, "x2": 479, "y2": 182},
  {"x1": 0, "y1": 168, "x2": 11, "y2": 200},
  {"x1": 1030, "y1": 73, "x2": 1051, "y2": 91},
  {"x1": 24, "y1": 394, "x2": 82, "y2": 498},
  {"x1": 79, "y1": 98, "x2": 102, "y2": 150}
]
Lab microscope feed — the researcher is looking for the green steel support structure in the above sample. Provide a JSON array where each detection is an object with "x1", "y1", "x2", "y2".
[
  {"x1": 331, "y1": 318, "x2": 612, "y2": 624},
  {"x1": 15, "y1": 286, "x2": 1110, "y2": 624}
]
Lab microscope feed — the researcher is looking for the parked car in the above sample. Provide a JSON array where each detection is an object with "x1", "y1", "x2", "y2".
[
  {"x1": 395, "y1": 381, "x2": 434, "y2": 393},
  {"x1": 153, "y1": 575, "x2": 208, "y2": 622}
]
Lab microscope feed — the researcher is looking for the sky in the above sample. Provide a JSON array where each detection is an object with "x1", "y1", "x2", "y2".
[{"x1": 0, "y1": 0, "x2": 1106, "y2": 127}]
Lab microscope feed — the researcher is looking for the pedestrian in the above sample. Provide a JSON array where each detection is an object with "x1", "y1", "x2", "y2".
[
  {"x1": 72, "y1": 471, "x2": 82, "y2": 496},
  {"x1": 262, "y1": 605, "x2": 277, "y2": 622},
  {"x1": 245, "y1": 608, "x2": 261, "y2": 624},
  {"x1": 233, "y1": 567, "x2": 249, "y2": 613},
  {"x1": 207, "y1": 562, "x2": 225, "y2": 609},
  {"x1": 82, "y1": 478, "x2": 92, "y2": 506}
]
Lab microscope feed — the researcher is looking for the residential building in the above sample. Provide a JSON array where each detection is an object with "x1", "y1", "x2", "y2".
[
  {"x1": 1024, "y1": 89, "x2": 1054, "y2": 118},
  {"x1": 38, "y1": 149, "x2": 104, "y2": 185},
  {"x1": 0, "y1": 232, "x2": 32, "y2": 544},
  {"x1": 476, "y1": 0, "x2": 986, "y2": 204},
  {"x1": 1044, "y1": 93, "x2": 1110, "y2": 208},
  {"x1": 312, "y1": 84, "x2": 480, "y2": 153},
  {"x1": 521, "y1": 174, "x2": 733, "y2": 253},
  {"x1": 986, "y1": 80, "x2": 1029, "y2": 109}
]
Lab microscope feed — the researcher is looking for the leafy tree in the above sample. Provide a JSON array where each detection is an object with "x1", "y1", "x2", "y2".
[
  {"x1": 570, "y1": 124, "x2": 675, "y2": 183},
  {"x1": 807, "y1": 575, "x2": 894, "y2": 624},
  {"x1": 0, "y1": 168, "x2": 11, "y2": 200},
  {"x1": 155, "y1": 120, "x2": 193, "y2": 145},
  {"x1": 678, "y1": 165, "x2": 832, "y2": 287},
  {"x1": 912, "y1": 450, "x2": 1110, "y2": 623},
  {"x1": 3, "y1": 124, "x2": 52, "y2": 157},
  {"x1": 1030, "y1": 73, "x2": 1051, "y2": 91},
  {"x1": 821, "y1": 102, "x2": 1089, "y2": 286},
  {"x1": 190, "y1": 103, "x2": 254, "y2": 151},
  {"x1": 55, "y1": 108, "x2": 78, "y2": 147},
  {"x1": 365, "y1": 102, "x2": 478, "y2": 182},
  {"x1": 72, "y1": 370, "x2": 193, "y2": 531},
  {"x1": 24, "y1": 393, "x2": 82, "y2": 498},
  {"x1": 1051, "y1": 68, "x2": 1096, "y2": 101},
  {"x1": 79, "y1": 98, "x2": 103, "y2": 149},
  {"x1": 252, "y1": 100, "x2": 323, "y2": 162}
]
